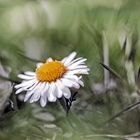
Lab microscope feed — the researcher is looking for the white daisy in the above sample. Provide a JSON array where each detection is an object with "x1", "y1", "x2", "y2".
[{"x1": 15, "y1": 52, "x2": 89, "y2": 107}]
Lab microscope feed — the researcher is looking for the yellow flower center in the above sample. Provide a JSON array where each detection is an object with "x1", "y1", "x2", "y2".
[{"x1": 36, "y1": 61, "x2": 67, "y2": 82}]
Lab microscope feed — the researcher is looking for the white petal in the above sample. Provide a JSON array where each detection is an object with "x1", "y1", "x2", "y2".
[
  {"x1": 15, "y1": 79, "x2": 36, "y2": 89},
  {"x1": 57, "y1": 86, "x2": 63, "y2": 98},
  {"x1": 78, "y1": 80, "x2": 84, "y2": 87},
  {"x1": 61, "y1": 57, "x2": 67, "y2": 63},
  {"x1": 41, "y1": 83, "x2": 49, "y2": 96},
  {"x1": 61, "y1": 78, "x2": 80, "y2": 89},
  {"x1": 63, "y1": 52, "x2": 77, "y2": 65},
  {"x1": 67, "y1": 69, "x2": 89, "y2": 75},
  {"x1": 77, "y1": 76, "x2": 84, "y2": 87},
  {"x1": 56, "y1": 79, "x2": 63, "y2": 89},
  {"x1": 68, "y1": 65, "x2": 87, "y2": 70},
  {"x1": 48, "y1": 93, "x2": 56, "y2": 102},
  {"x1": 24, "y1": 71, "x2": 36, "y2": 76},
  {"x1": 48, "y1": 83, "x2": 57, "y2": 102},
  {"x1": 62, "y1": 86, "x2": 71, "y2": 99},
  {"x1": 63, "y1": 74, "x2": 79, "y2": 81},
  {"x1": 15, "y1": 88, "x2": 25, "y2": 94},
  {"x1": 66, "y1": 57, "x2": 83, "y2": 66},
  {"x1": 36, "y1": 63, "x2": 43, "y2": 68},
  {"x1": 60, "y1": 78, "x2": 73, "y2": 88},
  {"x1": 27, "y1": 81, "x2": 39, "y2": 90},
  {"x1": 29, "y1": 92, "x2": 41, "y2": 103},
  {"x1": 18, "y1": 74, "x2": 35, "y2": 80},
  {"x1": 29, "y1": 82, "x2": 47, "y2": 103},
  {"x1": 24, "y1": 83, "x2": 42, "y2": 102},
  {"x1": 46, "y1": 57, "x2": 53, "y2": 63},
  {"x1": 24, "y1": 92, "x2": 34, "y2": 102},
  {"x1": 56, "y1": 80, "x2": 71, "y2": 99},
  {"x1": 30, "y1": 82, "x2": 47, "y2": 103},
  {"x1": 55, "y1": 82, "x2": 63, "y2": 98},
  {"x1": 40, "y1": 96, "x2": 47, "y2": 107},
  {"x1": 67, "y1": 58, "x2": 87, "y2": 68},
  {"x1": 39, "y1": 83, "x2": 49, "y2": 106}
]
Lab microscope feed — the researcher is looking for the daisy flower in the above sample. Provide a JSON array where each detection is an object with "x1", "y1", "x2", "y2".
[{"x1": 15, "y1": 52, "x2": 89, "y2": 107}]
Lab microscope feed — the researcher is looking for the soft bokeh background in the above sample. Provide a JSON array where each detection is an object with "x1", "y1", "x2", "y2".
[{"x1": 1, "y1": 0, "x2": 140, "y2": 139}]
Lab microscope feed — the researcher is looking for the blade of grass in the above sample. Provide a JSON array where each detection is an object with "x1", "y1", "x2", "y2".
[
  {"x1": 100, "y1": 63, "x2": 125, "y2": 83},
  {"x1": 103, "y1": 101, "x2": 140, "y2": 126}
]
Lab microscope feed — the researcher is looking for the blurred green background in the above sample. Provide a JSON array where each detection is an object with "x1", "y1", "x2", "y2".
[{"x1": 1, "y1": 0, "x2": 140, "y2": 139}]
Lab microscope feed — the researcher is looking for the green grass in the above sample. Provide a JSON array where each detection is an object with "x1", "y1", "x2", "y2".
[{"x1": 1, "y1": 0, "x2": 140, "y2": 139}]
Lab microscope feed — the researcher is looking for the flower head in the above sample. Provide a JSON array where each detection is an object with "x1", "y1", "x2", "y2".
[{"x1": 15, "y1": 52, "x2": 89, "y2": 107}]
